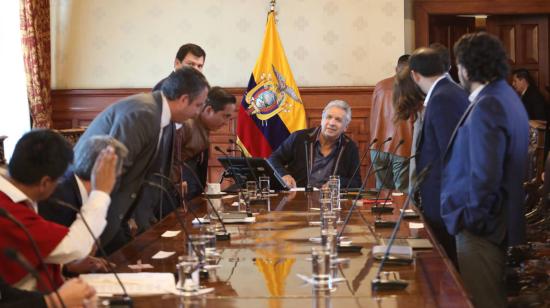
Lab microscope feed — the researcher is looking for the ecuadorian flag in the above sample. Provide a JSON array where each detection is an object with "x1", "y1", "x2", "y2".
[{"x1": 237, "y1": 11, "x2": 307, "y2": 158}]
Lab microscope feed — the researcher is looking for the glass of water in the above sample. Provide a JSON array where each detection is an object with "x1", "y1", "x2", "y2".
[
  {"x1": 176, "y1": 255, "x2": 199, "y2": 292},
  {"x1": 246, "y1": 181, "x2": 257, "y2": 200},
  {"x1": 328, "y1": 175, "x2": 340, "y2": 210},
  {"x1": 311, "y1": 246, "x2": 332, "y2": 286},
  {"x1": 258, "y1": 175, "x2": 270, "y2": 199}
]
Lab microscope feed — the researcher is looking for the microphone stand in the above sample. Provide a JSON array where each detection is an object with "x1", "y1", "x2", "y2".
[
  {"x1": 142, "y1": 182, "x2": 204, "y2": 260},
  {"x1": 342, "y1": 137, "x2": 378, "y2": 193},
  {"x1": 371, "y1": 164, "x2": 432, "y2": 291},
  {"x1": 51, "y1": 199, "x2": 133, "y2": 308},
  {"x1": 374, "y1": 154, "x2": 416, "y2": 228},
  {"x1": 335, "y1": 165, "x2": 387, "y2": 253},
  {"x1": 304, "y1": 141, "x2": 313, "y2": 192},
  {"x1": 174, "y1": 165, "x2": 231, "y2": 241},
  {"x1": 371, "y1": 140, "x2": 405, "y2": 214},
  {"x1": 0, "y1": 208, "x2": 66, "y2": 308}
]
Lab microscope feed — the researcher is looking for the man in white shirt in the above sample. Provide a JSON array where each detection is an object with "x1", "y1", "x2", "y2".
[{"x1": 0, "y1": 129, "x2": 119, "y2": 291}]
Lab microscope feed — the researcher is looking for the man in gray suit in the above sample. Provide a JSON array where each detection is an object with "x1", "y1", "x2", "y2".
[{"x1": 74, "y1": 67, "x2": 209, "y2": 253}]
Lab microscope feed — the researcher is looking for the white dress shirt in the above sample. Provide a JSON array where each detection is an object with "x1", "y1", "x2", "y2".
[{"x1": 0, "y1": 172, "x2": 110, "y2": 290}]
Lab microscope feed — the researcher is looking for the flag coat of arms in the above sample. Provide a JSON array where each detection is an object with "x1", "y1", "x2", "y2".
[{"x1": 237, "y1": 11, "x2": 307, "y2": 158}]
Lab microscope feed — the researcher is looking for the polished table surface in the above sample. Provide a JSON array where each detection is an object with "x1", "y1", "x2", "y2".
[{"x1": 108, "y1": 191, "x2": 472, "y2": 307}]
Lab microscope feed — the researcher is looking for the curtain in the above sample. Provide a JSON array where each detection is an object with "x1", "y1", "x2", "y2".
[{"x1": 20, "y1": 0, "x2": 52, "y2": 128}]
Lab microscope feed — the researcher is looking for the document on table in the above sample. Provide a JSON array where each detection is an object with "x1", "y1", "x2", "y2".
[
  {"x1": 161, "y1": 230, "x2": 181, "y2": 237},
  {"x1": 290, "y1": 187, "x2": 319, "y2": 192},
  {"x1": 80, "y1": 272, "x2": 178, "y2": 296},
  {"x1": 151, "y1": 251, "x2": 175, "y2": 259}
]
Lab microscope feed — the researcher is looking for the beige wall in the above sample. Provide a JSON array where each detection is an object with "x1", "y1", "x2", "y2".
[{"x1": 51, "y1": 0, "x2": 404, "y2": 89}]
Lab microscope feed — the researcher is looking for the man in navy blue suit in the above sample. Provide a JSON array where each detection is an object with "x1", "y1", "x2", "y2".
[
  {"x1": 441, "y1": 32, "x2": 529, "y2": 307},
  {"x1": 409, "y1": 47, "x2": 469, "y2": 267}
]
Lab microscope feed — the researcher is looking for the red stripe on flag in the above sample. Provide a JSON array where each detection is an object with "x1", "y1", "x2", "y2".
[{"x1": 237, "y1": 104, "x2": 273, "y2": 157}]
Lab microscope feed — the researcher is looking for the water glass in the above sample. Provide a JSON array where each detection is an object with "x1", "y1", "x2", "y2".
[
  {"x1": 259, "y1": 175, "x2": 270, "y2": 199},
  {"x1": 176, "y1": 255, "x2": 199, "y2": 292},
  {"x1": 187, "y1": 234, "x2": 207, "y2": 266},
  {"x1": 319, "y1": 186, "x2": 332, "y2": 212},
  {"x1": 311, "y1": 246, "x2": 332, "y2": 286},
  {"x1": 246, "y1": 181, "x2": 257, "y2": 199},
  {"x1": 201, "y1": 226, "x2": 217, "y2": 257},
  {"x1": 328, "y1": 175, "x2": 340, "y2": 210}
]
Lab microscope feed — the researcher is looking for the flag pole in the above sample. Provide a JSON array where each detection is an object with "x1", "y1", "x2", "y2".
[{"x1": 270, "y1": 0, "x2": 276, "y2": 12}]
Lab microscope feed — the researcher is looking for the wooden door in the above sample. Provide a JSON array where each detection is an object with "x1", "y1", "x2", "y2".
[
  {"x1": 428, "y1": 15, "x2": 476, "y2": 82},
  {"x1": 487, "y1": 15, "x2": 549, "y2": 99}
]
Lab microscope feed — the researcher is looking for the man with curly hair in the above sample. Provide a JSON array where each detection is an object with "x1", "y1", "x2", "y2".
[{"x1": 441, "y1": 32, "x2": 529, "y2": 307}]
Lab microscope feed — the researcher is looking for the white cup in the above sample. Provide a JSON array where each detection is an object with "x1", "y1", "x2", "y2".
[{"x1": 206, "y1": 183, "x2": 221, "y2": 195}]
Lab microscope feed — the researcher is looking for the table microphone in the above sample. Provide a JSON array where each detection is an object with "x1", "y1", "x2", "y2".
[
  {"x1": 371, "y1": 139, "x2": 405, "y2": 214},
  {"x1": 374, "y1": 154, "x2": 417, "y2": 228},
  {"x1": 0, "y1": 208, "x2": 66, "y2": 308},
  {"x1": 176, "y1": 164, "x2": 231, "y2": 240},
  {"x1": 142, "y1": 181, "x2": 204, "y2": 260},
  {"x1": 336, "y1": 165, "x2": 388, "y2": 253},
  {"x1": 228, "y1": 139, "x2": 258, "y2": 183},
  {"x1": 371, "y1": 163, "x2": 432, "y2": 291},
  {"x1": 51, "y1": 199, "x2": 133, "y2": 307},
  {"x1": 304, "y1": 140, "x2": 313, "y2": 192},
  {"x1": 3, "y1": 248, "x2": 66, "y2": 308},
  {"x1": 343, "y1": 137, "x2": 382, "y2": 193}
]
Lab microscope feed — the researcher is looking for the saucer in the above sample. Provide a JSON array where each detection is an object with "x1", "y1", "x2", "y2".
[{"x1": 203, "y1": 192, "x2": 227, "y2": 198}]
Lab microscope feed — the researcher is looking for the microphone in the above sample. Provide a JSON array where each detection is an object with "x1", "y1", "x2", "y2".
[
  {"x1": 374, "y1": 154, "x2": 417, "y2": 228},
  {"x1": 51, "y1": 199, "x2": 133, "y2": 307},
  {"x1": 370, "y1": 139, "x2": 405, "y2": 214},
  {"x1": 0, "y1": 208, "x2": 66, "y2": 308},
  {"x1": 214, "y1": 146, "x2": 245, "y2": 190},
  {"x1": 304, "y1": 141, "x2": 313, "y2": 192},
  {"x1": 371, "y1": 163, "x2": 432, "y2": 291},
  {"x1": 336, "y1": 165, "x2": 388, "y2": 245},
  {"x1": 228, "y1": 139, "x2": 258, "y2": 183},
  {"x1": 142, "y1": 181, "x2": 204, "y2": 260},
  {"x1": 142, "y1": 177, "x2": 203, "y2": 225},
  {"x1": 176, "y1": 164, "x2": 231, "y2": 241},
  {"x1": 343, "y1": 137, "x2": 378, "y2": 193}
]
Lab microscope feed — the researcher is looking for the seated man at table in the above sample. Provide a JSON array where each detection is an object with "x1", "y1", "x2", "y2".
[
  {"x1": 0, "y1": 129, "x2": 118, "y2": 291},
  {"x1": 269, "y1": 100, "x2": 361, "y2": 188},
  {"x1": 38, "y1": 136, "x2": 127, "y2": 273}
]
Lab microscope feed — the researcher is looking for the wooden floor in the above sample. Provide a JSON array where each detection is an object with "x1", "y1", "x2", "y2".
[{"x1": 108, "y1": 191, "x2": 472, "y2": 307}]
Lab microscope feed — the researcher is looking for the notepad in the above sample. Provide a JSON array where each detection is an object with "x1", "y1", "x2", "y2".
[
  {"x1": 372, "y1": 245, "x2": 413, "y2": 260},
  {"x1": 80, "y1": 272, "x2": 177, "y2": 296}
]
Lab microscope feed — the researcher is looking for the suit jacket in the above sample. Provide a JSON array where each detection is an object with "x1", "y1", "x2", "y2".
[
  {"x1": 73, "y1": 92, "x2": 163, "y2": 248},
  {"x1": 416, "y1": 78, "x2": 469, "y2": 228},
  {"x1": 522, "y1": 85, "x2": 547, "y2": 120},
  {"x1": 268, "y1": 127, "x2": 361, "y2": 188},
  {"x1": 38, "y1": 171, "x2": 82, "y2": 227},
  {"x1": 369, "y1": 76, "x2": 413, "y2": 156},
  {"x1": 441, "y1": 79, "x2": 529, "y2": 246}
]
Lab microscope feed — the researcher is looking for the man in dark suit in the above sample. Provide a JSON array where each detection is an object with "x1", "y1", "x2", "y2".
[
  {"x1": 74, "y1": 67, "x2": 210, "y2": 253},
  {"x1": 153, "y1": 43, "x2": 206, "y2": 91},
  {"x1": 441, "y1": 32, "x2": 529, "y2": 308},
  {"x1": 409, "y1": 47, "x2": 469, "y2": 267},
  {"x1": 512, "y1": 68, "x2": 547, "y2": 120}
]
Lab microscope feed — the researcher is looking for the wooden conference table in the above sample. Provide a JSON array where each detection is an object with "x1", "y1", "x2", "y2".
[{"x1": 108, "y1": 191, "x2": 472, "y2": 307}]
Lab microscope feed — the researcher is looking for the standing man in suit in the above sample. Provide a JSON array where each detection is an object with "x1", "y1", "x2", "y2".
[
  {"x1": 369, "y1": 54, "x2": 413, "y2": 192},
  {"x1": 153, "y1": 43, "x2": 206, "y2": 91},
  {"x1": 409, "y1": 47, "x2": 469, "y2": 267},
  {"x1": 74, "y1": 67, "x2": 210, "y2": 253},
  {"x1": 511, "y1": 68, "x2": 547, "y2": 120},
  {"x1": 441, "y1": 32, "x2": 529, "y2": 307}
]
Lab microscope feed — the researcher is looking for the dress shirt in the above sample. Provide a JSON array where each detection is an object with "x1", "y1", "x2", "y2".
[{"x1": 0, "y1": 173, "x2": 110, "y2": 290}]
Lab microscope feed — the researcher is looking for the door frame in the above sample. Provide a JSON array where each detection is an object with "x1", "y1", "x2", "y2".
[{"x1": 414, "y1": 0, "x2": 550, "y2": 48}]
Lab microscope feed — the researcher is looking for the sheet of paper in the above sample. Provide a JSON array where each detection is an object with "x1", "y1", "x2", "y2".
[
  {"x1": 80, "y1": 272, "x2": 177, "y2": 296},
  {"x1": 151, "y1": 250, "x2": 176, "y2": 259},
  {"x1": 161, "y1": 230, "x2": 181, "y2": 237},
  {"x1": 290, "y1": 187, "x2": 319, "y2": 192},
  {"x1": 409, "y1": 222, "x2": 424, "y2": 229},
  {"x1": 372, "y1": 245, "x2": 413, "y2": 259},
  {"x1": 127, "y1": 263, "x2": 154, "y2": 270}
]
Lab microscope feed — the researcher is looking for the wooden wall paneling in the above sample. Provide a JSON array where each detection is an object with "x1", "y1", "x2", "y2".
[{"x1": 52, "y1": 86, "x2": 376, "y2": 188}]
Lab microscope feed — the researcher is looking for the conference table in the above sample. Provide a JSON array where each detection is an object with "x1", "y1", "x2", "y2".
[{"x1": 108, "y1": 191, "x2": 472, "y2": 307}]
